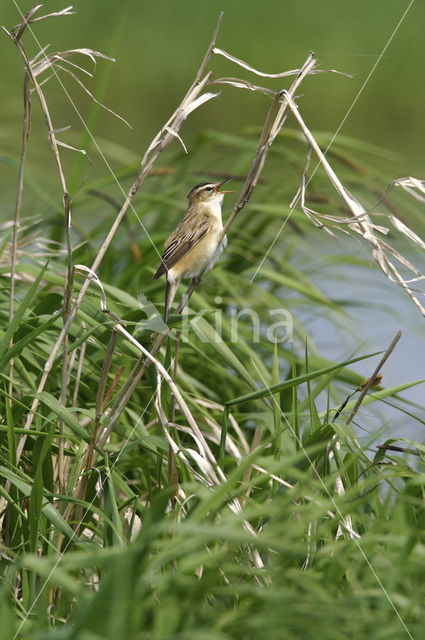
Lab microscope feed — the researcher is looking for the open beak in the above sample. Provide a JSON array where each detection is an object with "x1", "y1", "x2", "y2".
[{"x1": 215, "y1": 178, "x2": 233, "y2": 194}]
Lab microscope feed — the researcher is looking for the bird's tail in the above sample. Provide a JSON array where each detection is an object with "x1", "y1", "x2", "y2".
[{"x1": 164, "y1": 279, "x2": 178, "y2": 323}]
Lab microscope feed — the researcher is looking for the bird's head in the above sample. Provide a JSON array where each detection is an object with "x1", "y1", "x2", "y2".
[{"x1": 187, "y1": 179, "x2": 233, "y2": 205}]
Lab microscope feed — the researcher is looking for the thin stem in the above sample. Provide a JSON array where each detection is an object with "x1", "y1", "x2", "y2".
[
  {"x1": 72, "y1": 322, "x2": 87, "y2": 409},
  {"x1": 218, "y1": 52, "x2": 317, "y2": 246},
  {"x1": 8, "y1": 71, "x2": 31, "y2": 403},
  {"x1": 345, "y1": 330, "x2": 402, "y2": 425},
  {"x1": 98, "y1": 279, "x2": 201, "y2": 447},
  {"x1": 7, "y1": 26, "x2": 73, "y2": 471},
  {"x1": 58, "y1": 195, "x2": 74, "y2": 494},
  {"x1": 73, "y1": 328, "x2": 119, "y2": 527},
  {"x1": 168, "y1": 330, "x2": 181, "y2": 496}
]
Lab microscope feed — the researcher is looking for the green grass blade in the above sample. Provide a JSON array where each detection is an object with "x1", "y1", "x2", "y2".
[
  {"x1": 34, "y1": 391, "x2": 89, "y2": 439},
  {"x1": 0, "y1": 262, "x2": 48, "y2": 363},
  {"x1": 272, "y1": 341, "x2": 281, "y2": 458},
  {"x1": 0, "y1": 466, "x2": 75, "y2": 540},
  {"x1": 226, "y1": 351, "x2": 381, "y2": 406}
]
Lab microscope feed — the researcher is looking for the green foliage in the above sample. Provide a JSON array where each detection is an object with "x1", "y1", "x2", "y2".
[
  {"x1": 1, "y1": 127, "x2": 424, "y2": 638},
  {"x1": 2, "y1": 7, "x2": 425, "y2": 640}
]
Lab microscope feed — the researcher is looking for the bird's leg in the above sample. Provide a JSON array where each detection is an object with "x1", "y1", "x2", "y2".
[
  {"x1": 164, "y1": 279, "x2": 179, "y2": 323},
  {"x1": 176, "y1": 277, "x2": 201, "y2": 315}
]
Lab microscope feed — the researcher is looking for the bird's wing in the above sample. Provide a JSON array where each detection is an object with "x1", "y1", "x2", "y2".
[{"x1": 153, "y1": 215, "x2": 210, "y2": 280}]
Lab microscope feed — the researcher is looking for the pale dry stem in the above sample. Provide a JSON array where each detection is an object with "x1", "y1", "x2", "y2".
[
  {"x1": 283, "y1": 90, "x2": 425, "y2": 316},
  {"x1": 73, "y1": 328, "x2": 119, "y2": 527},
  {"x1": 345, "y1": 330, "x2": 402, "y2": 426},
  {"x1": 8, "y1": 72, "x2": 31, "y2": 407},
  {"x1": 5, "y1": 8, "x2": 73, "y2": 475}
]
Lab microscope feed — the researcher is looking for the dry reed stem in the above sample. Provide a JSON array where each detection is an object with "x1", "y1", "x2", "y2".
[
  {"x1": 72, "y1": 328, "x2": 120, "y2": 527},
  {"x1": 59, "y1": 193, "x2": 73, "y2": 493},
  {"x1": 5, "y1": 5, "x2": 36, "y2": 406},
  {"x1": 5, "y1": 7, "x2": 74, "y2": 474},
  {"x1": 168, "y1": 330, "x2": 182, "y2": 494},
  {"x1": 72, "y1": 268, "x2": 218, "y2": 473},
  {"x1": 8, "y1": 71, "x2": 31, "y2": 406},
  {"x1": 217, "y1": 52, "x2": 317, "y2": 245},
  {"x1": 96, "y1": 278, "x2": 203, "y2": 445},
  {"x1": 283, "y1": 90, "x2": 425, "y2": 316},
  {"x1": 155, "y1": 372, "x2": 217, "y2": 485},
  {"x1": 72, "y1": 322, "x2": 87, "y2": 409},
  {"x1": 345, "y1": 330, "x2": 402, "y2": 425},
  {"x1": 115, "y1": 324, "x2": 219, "y2": 468}
]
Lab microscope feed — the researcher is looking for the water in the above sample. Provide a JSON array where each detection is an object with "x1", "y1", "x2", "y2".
[{"x1": 291, "y1": 232, "x2": 425, "y2": 444}]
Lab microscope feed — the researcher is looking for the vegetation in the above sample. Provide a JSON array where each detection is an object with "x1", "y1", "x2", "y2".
[{"x1": 1, "y1": 5, "x2": 425, "y2": 639}]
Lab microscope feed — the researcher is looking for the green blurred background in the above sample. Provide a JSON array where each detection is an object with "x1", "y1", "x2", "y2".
[{"x1": 1, "y1": 0, "x2": 424, "y2": 219}]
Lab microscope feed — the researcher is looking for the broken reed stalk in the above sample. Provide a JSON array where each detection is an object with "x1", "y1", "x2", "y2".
[
  {"x1": 218, "y1": 52, "x2": 317, "y2": 245},
  {"x1": 316, "y1": 329, "x2": 402, "y2": 475},
  {"x1": 99, "y1": 278, "x2": 201, "y2": 442},
  {"x1": 345, "y1": 330, "x2": 402, "y2": 426},
  {"x1": 14, "y1": 10, "x2": 225, "y2": 460},
  {"x1": 93, "y1": 321, "x2": 221, "y2": 478},
  {"x1": 70, "y1": 267, "x2": 221, "y2": 478}
]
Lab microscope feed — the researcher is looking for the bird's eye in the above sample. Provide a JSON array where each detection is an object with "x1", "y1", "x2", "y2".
[{"x1": 205, "y1": 186, "x2": 214, "y2": 191}]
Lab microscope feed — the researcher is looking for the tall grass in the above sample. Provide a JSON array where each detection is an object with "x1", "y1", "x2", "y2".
[{"x1": 1, "y1": 5, "x2": 425, "y2": 640}]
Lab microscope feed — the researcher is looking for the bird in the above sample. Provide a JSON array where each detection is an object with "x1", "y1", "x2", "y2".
[{"x1": 153, "y1": 179, "x2": 233, "y2": 323}]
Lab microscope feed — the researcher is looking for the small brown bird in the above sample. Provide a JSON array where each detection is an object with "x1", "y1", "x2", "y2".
[{"x1": 153, "y1": 179, "x2": 232, "y2": 322}]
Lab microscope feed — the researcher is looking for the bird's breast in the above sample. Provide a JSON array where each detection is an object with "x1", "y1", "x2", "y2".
[{"x1": 169, "y1": 222, "x2": 226, "y2": 282}]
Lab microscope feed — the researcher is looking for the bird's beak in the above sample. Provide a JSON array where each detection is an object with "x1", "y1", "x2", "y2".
[{"x1": 215, "y1": 178, "x2": 233, "y2": 194}]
